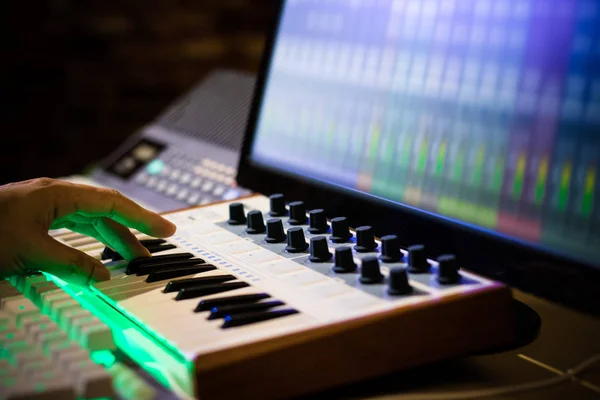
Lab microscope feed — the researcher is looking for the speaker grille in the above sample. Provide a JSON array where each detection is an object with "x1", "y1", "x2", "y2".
[{"x1": 154, "y1": 69, "x2": 256, "y2": 151}]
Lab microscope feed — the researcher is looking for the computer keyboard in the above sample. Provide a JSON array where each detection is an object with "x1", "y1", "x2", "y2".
[
  {"x1": 1, "y1": 279, "x2": 130, "y2": 400},
  {"x1": 3, "y1": 194, "x2": 516, "y2": 399}
]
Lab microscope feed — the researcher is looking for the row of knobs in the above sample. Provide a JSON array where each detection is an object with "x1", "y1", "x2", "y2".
[{"x1": 227, "y1": 196, "x2": 461, "y2": 294}]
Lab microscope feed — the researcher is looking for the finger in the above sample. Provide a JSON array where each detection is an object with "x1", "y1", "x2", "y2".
[
  {"x1": 50, "y1": 218, "x2": 108, "y2": 244},
  {"x1": 94, "y1": 218, "x2": 151, "y2": 261},
  {"x1": 46, "y1": 180, "x2": 176, "y2": 237},
  {"x1": 31, "y1": 234, "x2": 110, "y2": 287},
  {"x1": 51, "y1": 215, "x2": 151, "y2": 261}
]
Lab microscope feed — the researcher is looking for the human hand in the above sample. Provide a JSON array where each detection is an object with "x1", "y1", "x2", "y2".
[{"x1": 0, "y1": 178, "x2": 176, "y2": 286}]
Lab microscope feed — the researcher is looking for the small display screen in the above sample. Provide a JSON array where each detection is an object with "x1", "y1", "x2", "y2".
[
  {"x1": 250, "y1": 0, "x2": 600, "y2": 267},
  {"x1": 107, "y1": 138, "x2": 166, "y2": 180}
]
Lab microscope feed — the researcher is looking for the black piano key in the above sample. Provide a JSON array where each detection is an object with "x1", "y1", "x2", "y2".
[
  {"x1": 126, "y1": 253, "x2": 194, "y2": 274},
  {"x1": 145, "y1": 265, "x2": 217, "y2": 283},
  {"x1": 136, "y1": 258, "x2": 206, "y2": 276},
  {"x1": 163, "y1": 275, "x2": 237, "y2": 292},
  {"x1": 145, "y1": 243, "x2": 177, "y2": 254},
  {"x1": 101, "y1": 247, "x2": 119, "y2": 261},
  {"x1": 221, "y1": 309, "x2": 299, "y2": 329},
  {"x1": 139, "y1": 239, "x2": 167, "y2": 247},
  {"x1": 194, "y1": 293, "x2": 271, "y2": 312},
  {"x1": 175, "y1": 282, "x2": 249, "y2": 301},
  {"x1": 102, "y1": 239, "x2": 171, "y2": 261},
  {"x1": 208, "y1": 300, "x2": 284, "y2": 320}
]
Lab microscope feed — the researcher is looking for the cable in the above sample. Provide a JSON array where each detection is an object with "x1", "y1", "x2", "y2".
[{"x1": 386, "y1": 353, "x2": 600, "y2": 400}]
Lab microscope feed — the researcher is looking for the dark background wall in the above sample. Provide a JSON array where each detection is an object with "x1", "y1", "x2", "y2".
[{"x1": 2, "y1": 0, "x2": 277, "y2": 185}]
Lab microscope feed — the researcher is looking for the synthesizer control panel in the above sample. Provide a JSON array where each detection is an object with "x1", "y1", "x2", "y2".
[
  {"x1": 9, "y1": 194, "x2": 516, "y2": 400},
  {"x1": 61, "y1": 70, "x2": 255, "y2": 213}
]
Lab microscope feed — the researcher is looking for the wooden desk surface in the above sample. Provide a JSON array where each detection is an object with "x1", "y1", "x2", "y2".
[{"x1": 300, "y1": 290, "x2": 600, "y2": 400}]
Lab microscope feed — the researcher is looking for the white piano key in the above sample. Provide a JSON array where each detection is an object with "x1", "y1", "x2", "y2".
[
  {"x1": 48, "y1": 228, "x2": 71, "y2": 237},
  {"x1": 67, "y1": 236, "x2": 98, "y2": 248},
  {"x1": 78, "y1": 242, "x2": 106, "y2": 252},
  {"x1": 115, "y1": 272, "x2": 249, "y2": 312},
  {"x1": 55, "y1": 231, "x2": 85, "y2": 242},
  {"x1": 175, "y1": 309, "x2": 313, "y2": 356},
  {"x1": 100, "y1": 265, "x2": 227, "y2": 296},
  {"x1": 121, "y1": 290, "x2": 307, "y2": 351}
]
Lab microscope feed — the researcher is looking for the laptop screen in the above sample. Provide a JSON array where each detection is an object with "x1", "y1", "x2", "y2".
[{"x1": 249, "y1": 0, "x2": 600, "y2": 268}]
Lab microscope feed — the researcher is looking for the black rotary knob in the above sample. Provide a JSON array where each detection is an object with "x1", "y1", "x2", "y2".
[
  {"x1": 437, "y1": 254, "x2": 461, "y2": 284},
  {"x1": 269, "y1": 193, "x2": 287, "y2": 217},
  {"x1": 308, "y1": 236, "x2": 332, "y2": 263},
  {"x1": 228, "y1": 203, "x2": 246, "y2": 225},
  {"x1": 380, "y1": 235, "x2": 402, "y2": 263},
  {"x1": 407, "y1": 245, "x2": 430, "y2": 273},
  {"x1": 246, "y1": 210, "x2": 266, "y2": 234},
  {"x1": 354, "y1": 226, "x2": 377, "y2": 253},
  {"x1": 265, "y1": 219, "x2": 286, "y2": 243},
  {"x1": 288, "y1": 201, "x2": 307, "y2": 225},
  {"x1": 285, "y1": 227, "x2": 308, "y2": 253},
  {"x1": 308, "y1": 209, "x2": 328, "y2": 234},
  {"x1": 360, "y1": 256, "x2": 384, "y2": 284},
  {"x1": 332, "y1": 247, "x2": 356, "y2": 273},
  {"x1": 387, "y1": 267, "x2": 412, "y2": 295},
  {"x1": 330, "y1": 217, "x2": 352, "y2": 243}
]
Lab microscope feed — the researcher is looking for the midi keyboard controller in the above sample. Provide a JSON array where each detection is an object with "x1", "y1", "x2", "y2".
[{"x1": 2, "y1": 194, "x2": 516, "y2": 400}]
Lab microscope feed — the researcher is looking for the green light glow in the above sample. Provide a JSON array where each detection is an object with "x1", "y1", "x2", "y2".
[
  {"x1": 513, "y1": 155, "x2": 526, "y2": 200},
  {"x1": 436, "y1": 142, "x2": 446, "y2": 177},
  {"x1": 472, "y1": 146, "x2": 484, "y2": 185},
  {"x1": 453, "y1": 150, "x2": 464, "y2": 182},
  {"x1": 91, "y1": 350, "x2": 116, "y2": 367},
  {"x1": 417, "y1": 139, "x2": 428, "y2": 173},
  {"x1": 36, "y1": 274, "x2": 196, "y2": 398}
]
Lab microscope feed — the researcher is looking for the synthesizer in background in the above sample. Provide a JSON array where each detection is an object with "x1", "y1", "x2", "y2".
[
  {"x1": 8, "y1": 194, "x2": 517, "y2": 400},
  {"x1": 62, "y1": 69, "x2": 255, "y2": 212}
]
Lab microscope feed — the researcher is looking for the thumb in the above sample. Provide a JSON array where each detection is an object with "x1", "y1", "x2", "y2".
[{"x1": 32, "y1": 234, "x2": 111, "y2": 287}]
